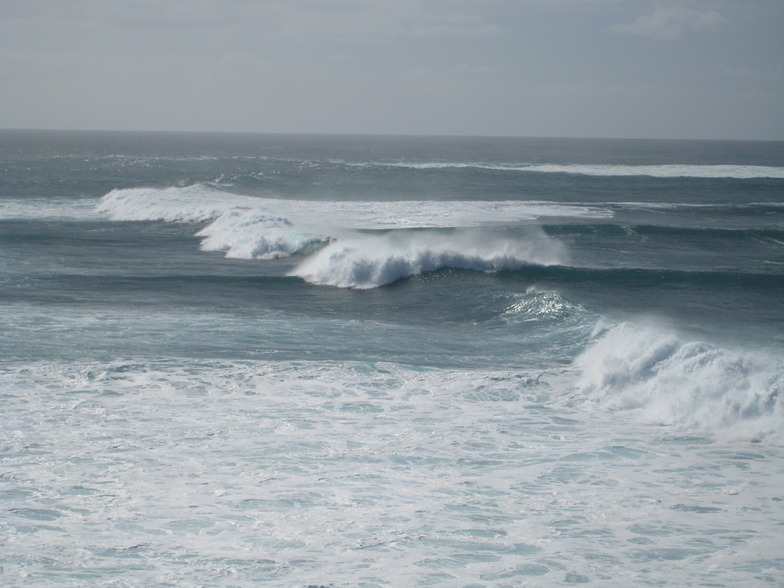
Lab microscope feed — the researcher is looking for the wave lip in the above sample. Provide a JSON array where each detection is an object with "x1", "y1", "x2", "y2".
[
  {"x1": 289, "y1": 227, "x2": 568, "y2": 289},
  {"x1": 575, "y1": 322, "x2": 783, "y2": 443}
]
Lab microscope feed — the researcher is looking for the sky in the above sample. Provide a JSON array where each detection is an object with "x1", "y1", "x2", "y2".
[{"x1": 1, "y1": 0, "x2": 782, "y2": 140}]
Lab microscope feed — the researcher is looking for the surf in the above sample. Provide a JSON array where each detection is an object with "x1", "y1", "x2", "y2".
[{"x1": 573, "y1": 321, "x2": 784, "y2": 443}]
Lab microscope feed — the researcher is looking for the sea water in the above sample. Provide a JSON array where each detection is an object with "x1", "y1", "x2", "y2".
[{"x1": 1, "y1": 130, "x2": 783, "y2": 586}]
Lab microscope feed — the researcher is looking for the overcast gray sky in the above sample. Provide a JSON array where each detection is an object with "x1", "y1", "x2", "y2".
[{"x1": 2, "y1": 0, "x2": 782, "y2": 139}]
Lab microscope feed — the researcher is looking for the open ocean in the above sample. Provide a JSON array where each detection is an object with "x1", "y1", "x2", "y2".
[{"x1": 1, "y1": 129, "x2": 783, "y2": 586}]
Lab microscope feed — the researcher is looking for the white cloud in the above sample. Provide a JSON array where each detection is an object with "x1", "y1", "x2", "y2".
[{"x1": 609, "y1": 5, "x2": 728, "y2": 39}]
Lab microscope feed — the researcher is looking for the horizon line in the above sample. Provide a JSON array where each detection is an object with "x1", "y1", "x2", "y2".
[{"x1": 2, "y1": 126, "x2": 783, "y2": 144}]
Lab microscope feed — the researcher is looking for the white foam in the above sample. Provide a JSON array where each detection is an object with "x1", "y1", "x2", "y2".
[
  {"x1": 96, "y1": 185, "x2": 612, "y2": 229},
  {"x1": 375, "y1": 162, "x2": 784, "y2": 179},
  {"x1": 96, "y1": 185, "x2": 259, "y2": 223},
  {"x1": 289, "y1": 227, "x2": 567, "y2": 288},
  {"x1": 575, "y1": 321, "x2": 783, "y2": 442},
  {"x1": 4, "y1": 358, "x2": 784, "y2": 586}
]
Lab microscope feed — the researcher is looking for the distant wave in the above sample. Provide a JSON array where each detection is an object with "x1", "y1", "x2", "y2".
[
  {"x1": 374, "y1": 162, "x2": 784, "y2": 179},
  {"x1": 575, "y1": 322, "x2": 783, "y2": 442}
]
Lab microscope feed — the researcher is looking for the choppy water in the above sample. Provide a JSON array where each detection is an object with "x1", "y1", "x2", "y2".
[{"x1": 1, "y1": 130, "x2": 783, "y2": 586}]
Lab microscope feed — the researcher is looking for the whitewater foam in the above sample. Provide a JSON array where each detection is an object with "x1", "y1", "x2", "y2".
[
  {"x1": 194, "y1": 209, "x2": 326, "y2": 260},
  {"x1": 4, "y1": 356, "x2": 784, "y2": 586},
  {"x1": 575, "y1": 322, "x2": 783, "y2": 443},
  {"x1": 96, "y1": 185, "x2": 259, "y2": 223},
  {"x1": 96, "y1": 185, "x2": 612, "y2": 228}
]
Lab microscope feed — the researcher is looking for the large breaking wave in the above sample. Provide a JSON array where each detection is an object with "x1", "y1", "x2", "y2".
[
  {"x1": 96, "y1": 185, "x2": 587, "y2": 286},
  {"x1": 289, "y1": 228, "x2": 567, "y2": 289}
]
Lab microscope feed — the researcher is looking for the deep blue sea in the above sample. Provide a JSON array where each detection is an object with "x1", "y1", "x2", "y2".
[{"x1": 2, "y1": 130, "x2": 783, "y2": 586}]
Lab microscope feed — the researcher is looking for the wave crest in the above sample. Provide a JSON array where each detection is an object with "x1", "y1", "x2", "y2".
[
  {"x1": 289, "y1": 228, "x2": 568, "y2": 288},
  {"x1": 96, "y1": 185, "x2": 253, "y2": 223},
  {"x1": 575, "y1": 322, "x2": 783, "y2": 442}
]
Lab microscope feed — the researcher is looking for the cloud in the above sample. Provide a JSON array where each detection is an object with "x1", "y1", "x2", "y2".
[{"x1": 609, "y1": 5, "x2": 728, "y2": 39}]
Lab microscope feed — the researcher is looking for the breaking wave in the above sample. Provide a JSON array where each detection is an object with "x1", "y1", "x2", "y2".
[
  {"x1": 575, "y1": 322, "x2": 783, "y2": 443},
  {"x1": 289, "y1": 227, "x2": 568, "y2": 288},
  {"x1": 95, "y1": 185, "x2": 590, "y2": 281}
]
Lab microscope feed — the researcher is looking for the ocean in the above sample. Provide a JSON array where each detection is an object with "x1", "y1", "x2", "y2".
[{"x1": 1, "y1": 129, "x2": 783, "y2": 586}]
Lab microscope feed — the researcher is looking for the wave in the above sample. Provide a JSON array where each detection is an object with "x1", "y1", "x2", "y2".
[
  {"x1": 97, "y1": 185, "x2": 612, "y2": 228},
  {"x1": 574, "y1": 322, "x2": 783, "y2": 442},
  {"x1": 289, "y1": 227, "x2": 568, "y2": 289},
  {"x1": 375, "y1": 162, "x2": 784, "y2": 179},
  {"x1": 194, "y1": 210, "x2": 328, "y2": 260},
  {"x1": 96, "y1": 185, "x2": 258, "y2": 223},
  {"x1": 95, "y1": 185, "x2": 599, "y2": 271}
]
